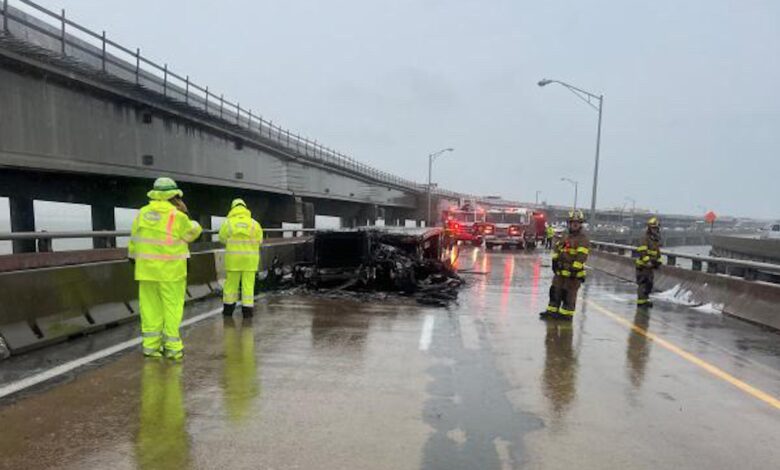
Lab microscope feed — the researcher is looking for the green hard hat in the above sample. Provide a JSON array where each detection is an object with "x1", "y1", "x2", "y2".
[
  {"x1": 231, "y1": 198, "x2": 247, "y2": 209},
  {"x1": 147, "y1": 177, "x2": 184, "y2": 201}
]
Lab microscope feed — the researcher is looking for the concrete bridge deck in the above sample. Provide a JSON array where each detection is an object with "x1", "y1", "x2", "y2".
[{"x1": 1, "y1": 247, "x2": 779, "y2": 469}]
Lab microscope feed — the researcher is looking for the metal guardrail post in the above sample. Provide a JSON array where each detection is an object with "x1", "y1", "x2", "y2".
[
  {"x1": 185, "y1": 75, "x2": 189, "y2": 104},
  {"x1": 692, "y1": 259, "x2": 703, "y2": 271},
  {"x1": 135, "y1": 48, "x2": 140, "y2": 85},
  {"x1": 3, "y1": 0, "x2": 8, "y2": 34},
  {"x1": 666, "y1": 254, "x2": 677, "y2": 267},
  {"x1": 59, "y1": 9, "x2": 65, "y2": 55},
  {"x1": 163, "y1": 63, "x2": 167, "y2": 96},
  {"x1": 204, "y1": 86, "x2": 209, "y2": 112},
  {"x1": 101, "y1": 30, "x2": 106, "y2": 72},
  {"x1": 219, "y1": 94, "x2": 224, "y2": 118},
  {"x1": 236, "y1": 103, "x2": 240, "y2": 125}
]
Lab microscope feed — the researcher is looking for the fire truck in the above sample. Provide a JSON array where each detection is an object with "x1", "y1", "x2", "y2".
[
  {"x1": 479, "y1": 207, "x2": 536, "y2": 249},
  {"x1": 442, "y1": 203, "x2": 485, "y2": 246}
]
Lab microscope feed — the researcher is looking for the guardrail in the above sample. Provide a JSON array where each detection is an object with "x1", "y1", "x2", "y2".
[
  {"x1": 592, "y1": 240, "x2": 780, "y2": 282},
  {"x1": 0, "y1": 0, "x2": 433, "y2": 193}
]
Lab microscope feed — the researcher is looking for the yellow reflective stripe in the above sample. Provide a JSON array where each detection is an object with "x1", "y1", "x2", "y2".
[
  {"x1": 227, "y1": 239, "x2": 260, "y2": 245},
  {"x1": 559, "y1": 308, "x2": 574, "y2": 316},
  {"x1": 560, "y1": 270, "x2": 572, "y2": 277},
  {"x1": 572, "y1": 261, "x2": 584, "y2": 270},
  {"x1": 637, "y1": 299, "x2": 650, "y2": 305},
  {"x1": 648, "y1": 250, "x2": 659, "y2": 256},
  {"x1": 642, "y1": 256, "x2": 651, "y2": 262},
  {"x1": 567, "y1": 249, "x2": 577, "y2": 255},
  {"x1": 181, "y1": 221, "x2": 202, "y2": 243},
  {"x1": 547, "y1": 306, "x2": 559, "y2": 313},
  {"x1": 577, "y1": 247, "x2": 590, "y2": 254},
  {"x1": 131, "y1": 253, "x2": 190, "y2": 261},
  {"x1": 130, "y1": 236, "x2": 186, "y2": 246},
  {"x1": 551, "y1": 253, "x2": 560, "y2": 260},
  {"x1": 637, "y1": 245, "x2": 648, "y2": 252},
  {"x1": 576, "y1": 270, "x2": 586, "y2": 278}
]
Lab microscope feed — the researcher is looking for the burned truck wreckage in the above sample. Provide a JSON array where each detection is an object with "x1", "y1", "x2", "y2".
[{"x1": 262, "y1": 228, "x2": 464, "y2": 306}]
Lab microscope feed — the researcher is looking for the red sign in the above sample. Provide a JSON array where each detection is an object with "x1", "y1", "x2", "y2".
[{"x1": 704, "y1": 211, "x2": 717, "y2": 224}]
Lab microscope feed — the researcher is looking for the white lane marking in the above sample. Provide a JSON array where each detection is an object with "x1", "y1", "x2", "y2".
[
  {"x1": 419, "y1": 315, "x2": 435, "y2": 351},
  {"x1": 0, "y1": 297, "x2": 248, "y2": 399},
  {"x1": 607, "y1": 294, "x2": 627, "y2": 303},
  {"x1": 460, "y1": 315, "x2": 481, "y2": 350}
]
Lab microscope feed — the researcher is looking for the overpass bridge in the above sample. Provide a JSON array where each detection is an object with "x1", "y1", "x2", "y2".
[{"x1": 1, "y1": 3, "x2": 780, "y2": 468}]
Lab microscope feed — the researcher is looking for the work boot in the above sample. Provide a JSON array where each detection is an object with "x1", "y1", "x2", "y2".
[
  {"x1": 539, "y1": 310, "x2": 560, "y2": 320},
  {"x1": 222, "y1": 303, "x2": 236, "y2": 317},
  {"x1": 241, "y1": 306, "x2": 254, "y2": 318}
]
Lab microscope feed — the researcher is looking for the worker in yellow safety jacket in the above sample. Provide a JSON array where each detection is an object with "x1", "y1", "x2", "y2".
[
  {"x1": 219, "y1": 199, "x2": 263, "y2": 318},
  {"x1": 545, "y1": 224, "x2": 555, "y2": 249},
  {"x1": 635, "y1": 216, "x2": 663, "y2": 307},
  {"x1": 128, "y1": 177, "x2": 202, "y2": 359}
]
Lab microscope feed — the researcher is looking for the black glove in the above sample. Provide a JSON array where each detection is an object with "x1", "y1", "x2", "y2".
[{"x1": 552, "y1": 259, "x2": 560, "y2": 273}]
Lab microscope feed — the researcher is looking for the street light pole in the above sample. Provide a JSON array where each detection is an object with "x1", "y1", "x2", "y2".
[
  {"x1": 561, "y1": 177, "x2": 578, "y2": 210},
  {"x1": 535, "y1": 190, "x2": 542, "y2": 206},
  {"x1": 426, "y1": 147, "x2": 454, "y2": 226},
  {"x1": 538, "y1": 78, "x2": 604, "y2": 224}
]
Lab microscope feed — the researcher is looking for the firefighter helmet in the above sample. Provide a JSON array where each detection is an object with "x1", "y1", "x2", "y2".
[
  {"x1": 568, "y1": 210, "x2": 585, "y2": 223},
  {"x1": 647, "y1": 216, "x2": 660, "y2": 228}
]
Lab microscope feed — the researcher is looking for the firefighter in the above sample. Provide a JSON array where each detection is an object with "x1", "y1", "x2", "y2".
[
  {"x1": 540, "y1": 210, "x2": 590, "y2": 321},
  {"x1": 128, "y1": 177, "x2": 202, "y2": 359},
  {"x1": 545, "y1": 224, "x2": 555, "y2": 249},
  {"x1": 219, "y1": 199, "x2": 264, "y2": 318},
  {"x1": 635, "y1": 217, "x2": 662, "y2": 307}
]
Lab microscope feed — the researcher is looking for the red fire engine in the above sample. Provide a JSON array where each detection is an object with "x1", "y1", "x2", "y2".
[
  {"x1": 478, "y1": 207, "x2": 537, "y2": 249},
  {"x1": 442, "y1": 203, "x2": 485, "y2": 246}
]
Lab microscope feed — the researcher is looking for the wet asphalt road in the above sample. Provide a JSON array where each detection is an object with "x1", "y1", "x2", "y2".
[{"x1": 1, "y1": 247, "x2": 780, "y2": 469}]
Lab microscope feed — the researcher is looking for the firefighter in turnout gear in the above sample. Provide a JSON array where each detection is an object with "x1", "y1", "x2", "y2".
[
  {"x1": 540, "y1": 210, "x2": 590, "y2": 321},
  {"x1": 128, "y1": 177, "x2": 203, "y2": 359},
  {"x1": 635, "y1": 217, "x2": 662, "y2": 307},
  {"x1": 219, "y1": 199, "x2": 263, "y2": 318}
]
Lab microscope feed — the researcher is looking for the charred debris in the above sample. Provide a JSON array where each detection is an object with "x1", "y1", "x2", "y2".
[{"x1": 262, "y1": 227, "x2": 464, "y2": 307}]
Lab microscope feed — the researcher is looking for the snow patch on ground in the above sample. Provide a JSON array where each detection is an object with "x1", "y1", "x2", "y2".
[
  {"x1": 653, "y1": 284, "x2": 700, "y2": 306},
  {"x1": 653, "y1": 284, "x2": 724, "y2": 314},
  {"x1": 692, "y1": 303, "x2": 724, "y2": 314}
]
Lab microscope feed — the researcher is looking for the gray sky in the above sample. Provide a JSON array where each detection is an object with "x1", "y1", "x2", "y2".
[{"x1": 31, "y1": 0, "x2": 780, "y2": 218}]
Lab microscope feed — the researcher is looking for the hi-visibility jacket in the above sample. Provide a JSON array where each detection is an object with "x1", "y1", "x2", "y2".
[
  {"x1": 218, "y1": 206, "x2": 263, "y2": 272},
  {"x1": 636, "y1": 233, "x2": 662, "y2": 268},
  {"x1": 552, "y1": 231, "x2": 590, "y2": 279},
  {"x1": 546, "y1": 226, "x2": 555, "y2": 238},
  {"x1": 128, "y1": 200, "x2": 202, "y2": 281}
]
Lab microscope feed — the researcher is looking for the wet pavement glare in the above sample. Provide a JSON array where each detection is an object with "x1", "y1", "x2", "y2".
[{"x1": 1, "y1": 246, "x2": 779, "y2": 469}]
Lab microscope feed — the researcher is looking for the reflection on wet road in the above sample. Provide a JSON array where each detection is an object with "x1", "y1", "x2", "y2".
[{"x1": 1, "y1": 246, "x2": 780, "y2": 469}]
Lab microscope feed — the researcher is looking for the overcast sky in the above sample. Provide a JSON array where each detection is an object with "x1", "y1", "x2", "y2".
[{"x1": 29, "y1": 0, "x2": 780, "y2": 218}]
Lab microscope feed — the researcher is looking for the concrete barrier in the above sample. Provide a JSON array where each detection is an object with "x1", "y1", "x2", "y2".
[
  {"x1": 0, "y1": 240, "x2": 313, "y2": 357},
  {"x1": 589, "y1": 251, "x2": 780, "y2": 331}
]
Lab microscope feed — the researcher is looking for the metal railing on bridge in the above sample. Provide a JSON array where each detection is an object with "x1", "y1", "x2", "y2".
[
  {"x1": 591, "y1": 240, "x2": 780, "y2": 283},
  {"x1": 0, "y1": 0, "x2": 436, "y2": 193}
]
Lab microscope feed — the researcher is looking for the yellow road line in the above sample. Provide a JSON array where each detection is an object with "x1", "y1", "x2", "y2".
[{"x1": 586, "y1": 300, "x2": 780, "y2": 411}]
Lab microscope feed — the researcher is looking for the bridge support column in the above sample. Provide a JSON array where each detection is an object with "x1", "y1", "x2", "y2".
[
  {"x1": 91, "y1": 204, "x2": 116, "y2": 249},
  {"x1": 263, "y1": 196, "x2": 305, "y2": 237},
  {"x1": 9, "y1": 197, "x2": 36, "y2": 254},
  {"x1": 357, "y1": 204, "x2": 379, "y2": 227}
]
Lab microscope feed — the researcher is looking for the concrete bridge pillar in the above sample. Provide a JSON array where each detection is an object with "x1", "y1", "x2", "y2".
[
  {"x1": 91, "y1": 204, "x2": 116, "y2": 249},
  {"x1": 357, "y1": 204, "x2": 379, "y2": 227},
  {"x1": 9, "y1": 197, "x2": 36, "y2": 254}
]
